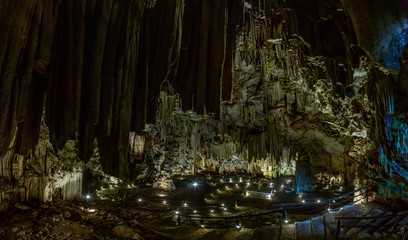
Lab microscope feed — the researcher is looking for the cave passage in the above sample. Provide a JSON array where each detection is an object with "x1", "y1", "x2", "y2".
[{"x1": 1, "y1": 0, "x2": 408, "y2": 239}]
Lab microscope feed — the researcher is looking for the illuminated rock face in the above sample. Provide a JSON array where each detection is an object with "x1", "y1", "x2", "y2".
[
  {"x1": 141, "y1": 1, "x2": 397, "y2": 192},
  {"x1": 0, "y1": 116, "x2": 84, "y2": 206},
  {"x1": 0, "y1": 0, "x2": 408, "y2": 205}
]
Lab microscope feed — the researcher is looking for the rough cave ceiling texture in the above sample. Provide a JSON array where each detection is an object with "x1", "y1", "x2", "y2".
[
  {"x1": 343, "y1": 0, "x2": 408, "y2": 70},
  {"x1": 1, "y1": 0, "x2": 408, "y2": 203},
  {"x1": 0, "y1": 0, "x2": 242, "y2": 179}
]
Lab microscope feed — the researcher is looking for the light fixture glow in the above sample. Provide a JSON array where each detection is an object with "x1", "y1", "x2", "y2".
[
  {"x1": 193, "y1": 182, "x2": 198, "y2": 187},
  {"x1": 138, "y1": 198, "x2": 142, "y2": 202},
  {"x1": 86, "y1": 195, "x2": 90, "y2": 199}
]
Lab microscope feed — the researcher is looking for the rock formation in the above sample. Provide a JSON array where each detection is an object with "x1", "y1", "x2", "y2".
[{"x1": 0, "y1": 0, "x2": 407, "y2": 207}]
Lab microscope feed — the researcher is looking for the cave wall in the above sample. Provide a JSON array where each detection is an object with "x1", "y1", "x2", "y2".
[
  {"x1": 343, "y1": 0, "x2": 408, "y2": 70},
  {"x1": 1, "y1": 0, "x2": 408, "y2": 204},
  {"x1": 0, "y1": 0, "x2": 145, "y2": 181},
  {"x1": 136, "y1": 0, "x2": 399, "y2": 195},
  {"x1": 0, "y1": 0, "x2": 242, "y2": 180}
]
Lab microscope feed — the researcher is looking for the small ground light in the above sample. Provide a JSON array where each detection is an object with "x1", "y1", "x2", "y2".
[
  {"x1": 194, "y1": 210, "x2": 197, "y2": 213},
  {"x1": 184, "y1": 203, "x2": 188, "y2": 207},
  {"x1": 210, "y1": 209, "x2": 214, "y2": 213},
  {"x1": 236, "y1": 225, "x2": 241, "y2": 229},
  {"x1": 285, "y1": 220, "x2": 288, "y2": 223},
  {"x1": 201, "y1": 224, "x2": 205, "y2": 228},
  {"x1": 317, "y1": 200, "x2": 321, "y2": 203},
  {"x1": 163, "y1": 200, "x2": 167, "y2": 204},
  {"x1": 138, "y1": 198, "x2": 142, "y2": 202},
  {"x1": 193, "y1": 182, "x2": 198, "y2": 187},
  {"x1": 302, "y1": 200, "x2": 305, "y2": 203},
  {"x1": 221, "y1": 203, "x2": 225, "y2": 206},
  {"x1": 225, "y1": 186, "x2": 228, "y2": 189},
  {"x1": 175, "y1": 211, "x2": 179, "y2": 214},
  {"x1": 86, "y1": 195, "x2": 90, "y2": 199}
]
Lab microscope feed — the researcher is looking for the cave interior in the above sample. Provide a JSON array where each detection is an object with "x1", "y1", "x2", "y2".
[{"x1": 1, "y1": 0, "x2": 408, "y2": 239}]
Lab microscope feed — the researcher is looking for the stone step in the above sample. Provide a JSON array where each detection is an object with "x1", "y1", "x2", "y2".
[
  {"x1": 295, "y1": 220, "x2": 312, "y2": 239},
  {"x1": 280, "y1": 223, "x2": 295, "y2": 240},
  {"x1": 311, "y1": 216, "x2": 326, "y2": 239},
  {"x1": 233, "y1": 228, "x2": 255, "y2": 240},
  {"x1": 250, "y1": 226, "x2": 281, "y2": 240},
  {"x1": 345, "y1": 208, "x2": 385, "y2": 236}
]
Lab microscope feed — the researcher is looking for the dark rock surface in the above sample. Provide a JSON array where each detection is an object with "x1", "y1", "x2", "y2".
[{"x1": 0, "y1": 0, "x2": 407, "y2": 208}]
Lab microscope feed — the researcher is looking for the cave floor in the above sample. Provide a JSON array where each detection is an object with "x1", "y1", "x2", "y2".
[{"x1": 0, "y1": 175, "x2": 389, "y2": 239}]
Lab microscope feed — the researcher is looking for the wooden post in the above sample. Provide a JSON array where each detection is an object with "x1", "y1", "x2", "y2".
[
  {"x1": 310, "y1": 219, "x2": 314, "y2": 239},
  {"x1": 177, "y1": 215, "x2": 181, "y2": 226},
  {"x1": 335, "y1": 218, "x2": 341, "y2": 240},
  {"x1": 365, "y1": 186, "x2": 369, "y2": 203},
  {"x1": 323, "y1": 214, "x2": 328, "y2": 240}
]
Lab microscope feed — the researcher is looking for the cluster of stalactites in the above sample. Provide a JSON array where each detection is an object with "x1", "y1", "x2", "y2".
[{"x1": 380, "y1": 116, "x2": 408, "y2": 180}]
